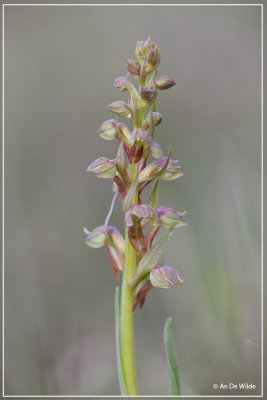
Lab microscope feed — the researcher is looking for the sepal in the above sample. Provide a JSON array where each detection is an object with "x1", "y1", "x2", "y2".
[
  {"x1": 142, "y1": 112, "x2": 163, "y2": 130},
  {"x1": 107, "y1": 101, "x2": 131, "y2": 118},
  {"x1": 87, "y1": 157, "x2": 117, "y2": 179},
  {"x1": 150, "y1": 265, "x2": 183, "y2": 288},
  {"x1": 156, "y1": 206, "x2": 187, "y2": 228},
  {"x1": 97, "y1": 119, "x2": 118, "y2": 140},
  {"x1": 124, "y1": 58, "x2": 140, "y2": 77},
  {"x1": 155, "y1": 75, "x2": 176, "y2": 90},
  {"x1": 113, "y1": 76, "x2": 127, "y2": 91}
]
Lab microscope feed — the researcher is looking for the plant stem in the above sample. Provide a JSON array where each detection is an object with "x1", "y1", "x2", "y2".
[{"x1": 120, "y1": 162, "x2": 139, "y2": 395}]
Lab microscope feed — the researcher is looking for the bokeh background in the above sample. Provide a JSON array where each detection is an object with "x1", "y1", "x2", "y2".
[{"x1": 4, "y1": 4, "x2": 261, "y2": 396}]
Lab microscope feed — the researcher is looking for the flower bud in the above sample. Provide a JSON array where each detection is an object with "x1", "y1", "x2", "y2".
[
  {"x1": 124, "y1": 58, "x2": 140, "y2": 77},
  {"x1": 156, "y1": 206, "x2": 187, "y2": 228},
  {"x1": 97, "y1": 119, "x2": 118, "y2": 140},
  {"x1": 140, "y1": 86, "x2": 154, "y2": 101},
  {"x1": 107, "y1": 101, "x2": 131, "y2": 118},
  {"x1": 150, "y1": 266, "x2": 183, "y2": 288},
  {"x1": 155, "y1": 75, "x2": 176, "y2": 90},
  {"x1": 161, "y1": 158, "x2": 184, "y2": 181},
  {"x1": 87, "y1": 157, "x2": 117, "y2": 178},
  {"x1": 135, "y1": 40, "x2": 146, "y2": 63},
  {"x1": 134, "y1": 128, "x2": 151, "y2": 144},
  {"x1": 113, "y1": 76, "x2": 127, "y2": 91},
  {"x1": 118, "y1": 123, "x2": 135, "y2": 148},
  {"x1": 147, "y1": 46, "x2": 158, "y2": 66},
  {"x1": 142, "y1": 112, "x2": 163, "y2": 130},
  {"x1": 146, "y1": 36, "x2": 159, "y2": 51},
  {"x1": 149, "y1": 141, "x2": 163, "y2": 158}
]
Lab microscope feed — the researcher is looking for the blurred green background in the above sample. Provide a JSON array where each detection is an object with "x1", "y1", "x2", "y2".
[{"x1": 4, "y1": 5, "x2": 261, "y2": 396}]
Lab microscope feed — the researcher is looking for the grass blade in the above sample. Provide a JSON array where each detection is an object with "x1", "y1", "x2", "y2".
[
  {"x1": 164, "y1": 317, "x2": 181, "y2": 395},
  {"x1": 115, "y1": 286, "x2": 127, "y2": 395}
]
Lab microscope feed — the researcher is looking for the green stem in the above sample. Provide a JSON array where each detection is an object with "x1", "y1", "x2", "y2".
[{"x1": 120, "y1": 162, "x2": 139, "y2": 395}]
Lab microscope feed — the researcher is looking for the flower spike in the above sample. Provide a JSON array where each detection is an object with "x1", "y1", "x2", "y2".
[{"x1": 85, "y1": 38, "x2": 187, "y2": 395}]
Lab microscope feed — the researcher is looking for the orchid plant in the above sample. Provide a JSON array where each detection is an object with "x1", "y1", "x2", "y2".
[{"x1": 84, "y1": 38, "x2": 187, "y2": 396}]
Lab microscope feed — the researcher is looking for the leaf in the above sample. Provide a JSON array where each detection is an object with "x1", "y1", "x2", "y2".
[
  {"x1": 164, "y1": 318, "x2": 181, "y2": 395},
  {"x1": 122, "y1": 172, "x2": 139, "y2": 213},
  {"x1": 115, "y1": 287, "x2": 127, "y2": 395},
  {"x1": 128, "y1": 228, "x2": 174, "y2": 289},
  {"x1": 148, "y1": 178, "x2": 159, "y2": 208}
]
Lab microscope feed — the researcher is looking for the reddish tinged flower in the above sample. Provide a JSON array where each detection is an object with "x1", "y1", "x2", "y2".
[
  {"x1": 135, "y1": 40, "x2": 146, "y2": 64},
  {"x1": 161, "y1": 158, "x2": 184, "y2": 181},
  {"x1": 87, "y1": 157, "x2": 117, "y2": 179},
  {"x1": 139, "y1": 157, "x2": 183, "y2": 183},
  {"x1": 155, "y1": 75, "x2": 176, "y2": 90},
  {"x1": 135, "y1": 36, "x2": 160, "y2": 74},
  {"x1": 124, "y1": 58, "x2": 140, "y2": 77},
  {"x1": 125, "y1": 204, "x2": 154, "y2": 227},
  {"x1": 156, "y1": 206, "x2": 187, "y2": 228},
  {"x1": 150, "y1": 265, "x2": 183, "y2": 288},
  {"x1": 140, "y1": 86, "x2": 155, "y2": 101},
  {"x1": 142, "y1": 112, "x2": 163, "y2": 130},
  {"x1": 113, "y1": 76, "x2": 127, "y2": 91},
  {"x1": 97, "y1": 119, "x2": 118, "y2": 140},
  {"x1": 132, "y1": 265, "x2": 183, "y2": 311},
  {"x1": 125, "y1": 205, "x2": 154, "y2": 252},
  {"x1": 133, "y1": 128, "x2": 151, "y2": 145},
  {"x1": 107, "y1": 101, "x2": 131, "y2": 118},
  {"x1": 85, "y1": 225, "x2": 125, "y2": 280}
]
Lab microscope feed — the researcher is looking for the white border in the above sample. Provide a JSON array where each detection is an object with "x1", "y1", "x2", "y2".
[
  {"x1": 0, "y1": 3, "x2": 264, "y2": 5},
  {"x1": 2, "y1": 3, "x2": 263, "y2": 398}
]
